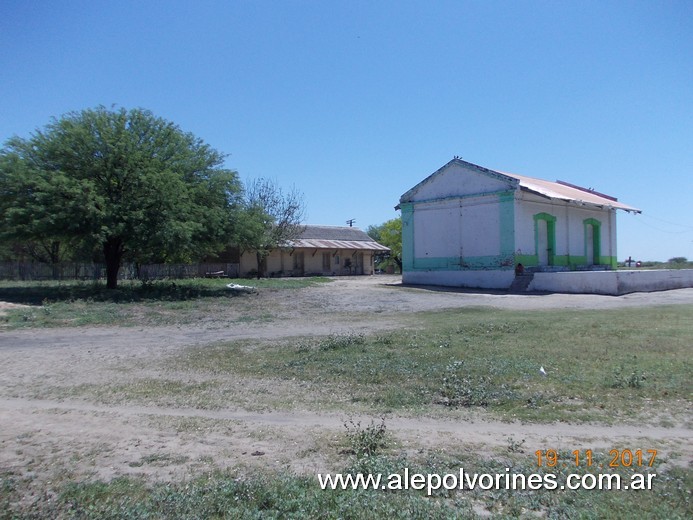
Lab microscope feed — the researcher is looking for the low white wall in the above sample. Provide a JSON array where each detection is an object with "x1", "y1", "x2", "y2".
[
  {"x1": 403, "y1": 270, "x2": 515, "y2": 290},
  {"x1": 528, "y1": 269, "x2": 693, "y2": 295},
  {"x1": 402, "y1": 269, "x2": 693, "y2": 294}
]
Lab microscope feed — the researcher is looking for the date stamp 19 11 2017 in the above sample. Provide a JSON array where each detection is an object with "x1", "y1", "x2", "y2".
[{"x1": 535, "y1": 449, "x2": 657, "y2": 468}]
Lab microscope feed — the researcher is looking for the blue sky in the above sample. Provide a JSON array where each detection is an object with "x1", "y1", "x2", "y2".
[{"x1": 1, "y1": 0, "x2": 691, "y2": 261}]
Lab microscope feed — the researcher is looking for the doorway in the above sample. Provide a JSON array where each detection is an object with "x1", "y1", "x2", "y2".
[
  {"x1": 293, "y1": 252, "x2": 305, "y2": 276},
  {"x1": 584, "y1": 219, "x2": 601, "y2": 265},
  {"x1": 534, "y1": 213, "x2": 556, "y2": 267}
]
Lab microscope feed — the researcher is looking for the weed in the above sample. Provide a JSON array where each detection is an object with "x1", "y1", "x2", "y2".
[
  {"x1": 318, "y1": 333, "x2": 366, "y2": 351},
  {"x1": 436, "y1": 360, "x2": 494, "y2": 407},
  {"x1": 343, "y1": 416, "x2": 389, "y2": 458},
  {"x1": 612, "y1": 363, "x2": 646, "y2": 389},
  {"x1": 456, "y1": 321, "x2": 523, "y2": 336},
  {"x1": 136, "y1": 453, "x2": 190, "y2": 466},
  {"x1": 506, "y1": 436, "x2": 526, "y2": 453},
  {"x1": 524, "y1": 392, "x2": 558, "y2": 409}
]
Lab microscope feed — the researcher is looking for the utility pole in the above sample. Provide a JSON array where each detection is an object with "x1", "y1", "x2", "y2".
[{"x1": 346, "y1": 219, "x2": 356, "y2": 227}]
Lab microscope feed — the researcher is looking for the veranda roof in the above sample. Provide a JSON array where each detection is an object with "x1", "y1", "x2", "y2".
[{"x1": 285, "y1": 225, "x2": 390, "y2": 252}]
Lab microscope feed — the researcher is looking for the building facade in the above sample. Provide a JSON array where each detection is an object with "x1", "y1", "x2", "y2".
[
  {"x1": 398, "y1": 158, "x2": 640, "y2": 289},
  {"x1": 238, "y1": 225, "x2": 390, "y2": 277}
]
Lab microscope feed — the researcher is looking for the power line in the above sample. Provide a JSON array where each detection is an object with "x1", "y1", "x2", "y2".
[
  {"x1": 638, "y1": 213, "x2": 693, "y2": 231},
  {"x1": 632, "y1": 216, "x2": 693, "y2": 234}
]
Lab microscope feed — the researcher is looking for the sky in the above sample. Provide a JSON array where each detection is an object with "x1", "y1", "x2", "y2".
[{"x1": 1, "y1": 0, "x2": 691, "y2": 262}]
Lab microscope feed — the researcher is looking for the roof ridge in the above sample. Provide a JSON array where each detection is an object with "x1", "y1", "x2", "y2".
[
  {"x1": 400, "y1": 157, "x2": 640, "y2": 213},
  {"x1": 555, "y1": 180, "x2": 618, "y2": 202}
]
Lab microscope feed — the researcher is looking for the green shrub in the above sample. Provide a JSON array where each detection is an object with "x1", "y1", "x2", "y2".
[{"x1": 344, "y1": 416, "x2": 389, "y2": 458}]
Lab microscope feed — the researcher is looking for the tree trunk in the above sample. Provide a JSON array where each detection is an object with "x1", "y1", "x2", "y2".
[
  {"x1": 103, "y1": 238, "x2": 124, "y2": 289},
  {"x1": 255, "y1": 251, "x2": 264, "y2": 279},
  {"x1": 50, "y1": 241, "x2": 61, "y2": 280}
]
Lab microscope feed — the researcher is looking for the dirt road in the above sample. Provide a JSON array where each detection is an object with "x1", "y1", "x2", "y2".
[{"x1": 1, "y1": 276, "x2": 692, "y2": 485}]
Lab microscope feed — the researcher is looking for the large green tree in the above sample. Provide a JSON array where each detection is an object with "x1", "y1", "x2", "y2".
[
  {"x1": 367, "y1": 217, "x2": 402, "y2": 271},
  {"x1": 0, "y1": 106, "x2": 242, "y2": 288}
]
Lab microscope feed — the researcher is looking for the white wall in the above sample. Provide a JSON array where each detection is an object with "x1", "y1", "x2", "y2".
[
  {"x1": 528, "y1": 269, "x2": 693, "y2": 295},
  {"x1": 514, "y1": 193, "x2": 617, "y2": 262},
  {"x1": 403, "y1": 270, "x2": 515, "y2": 289},
  {"x1": 411, "y1": 196, "x2": 501, "y2": 263},
  {"x1": 402, "y1": 268, "x2": 693, "y2": 293},
  {"x1": 461, "y1": 199, "x2": 500, "y2": 257},
  {"x1": 413, "y1": 201, "x2": 461, "y2": 258},
  {"x1": 409, "y1": 162, "x2": 511, "y2": 201}
]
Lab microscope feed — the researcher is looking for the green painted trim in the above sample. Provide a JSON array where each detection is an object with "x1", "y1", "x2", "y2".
[
  {"x1": 403, "y1": 189, "x2": 512, "y2": 207},
  {"x1": 515, "y1": 254, "x2": 617, "y2": 271},
  {"x1": 569, "y1": 256, "x2": 588, "y2": 266},
  {"x1": 401, "y1": 203, "x2": 414, "y2": 271},
  {"x1": 498, "y1": 191, "x2": 515, "y2": 257},
  {"x1": 533, "y1": 212, "x2": 557, "y2": 266},
  {"x1": 601, "y1": 256, "x2": 617, "y2": 269},
  {"x1": 583, "y1": 218, "x2": 601, "y2": 266},
  {"x1": 515, "y1": 254, "x2": 537, "y2": 267},
  {"x1": 409, "y1": 254, "x2": 515, "y2": 271},
  {"x1": 552, "y1": 255, "x2": 570, "y2": 267}
]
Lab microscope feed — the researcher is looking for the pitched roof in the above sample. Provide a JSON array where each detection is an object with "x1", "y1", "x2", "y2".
[
  {"x1": 286, "y1": 225, "x2": 390, "y2": 252},
  {"x1": 401, "y1": 158, "x2": 641, "y2": 213},
  {"x1": 500, "y1": 170, "x2": 641, "y2": 213}
]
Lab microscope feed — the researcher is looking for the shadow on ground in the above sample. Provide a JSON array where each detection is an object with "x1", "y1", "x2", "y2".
[
  {"x1": 0, "y1": 280, "x2": 241, "y2": 305},
  {"x1": 391, "y1": 282, "x2": 553, "y2": 297}
]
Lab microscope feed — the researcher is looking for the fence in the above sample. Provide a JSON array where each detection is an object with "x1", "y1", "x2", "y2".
[{"x1": 0, "y1": 262, "x2": 240, "y2": 281}]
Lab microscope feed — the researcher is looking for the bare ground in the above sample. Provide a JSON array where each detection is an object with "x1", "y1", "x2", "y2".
[{"x1": 1, "y1": 276, "x2": 692, "y2": 489}]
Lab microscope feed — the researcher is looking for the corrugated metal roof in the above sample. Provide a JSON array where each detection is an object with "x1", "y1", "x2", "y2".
[
  {"x1": 278, "y1": 225, "x2": 390, "y2": 252},
  {"x1": 299, "y1": 225, "x2": 376, "y2": 241},
  {"x1": 500, "y1": 171, "x2": 641, "y2": 213},
  {"x1": 286, "y1": 238, "x2": 390, "y2": 252},
  {"x1": 399, "y1": 158, "x2": 641, "y2": 213}
]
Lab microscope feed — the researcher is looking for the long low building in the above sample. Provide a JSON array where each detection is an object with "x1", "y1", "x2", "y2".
[{"x1": 239, "y1": 225, "x2": 390, "y2": 277}]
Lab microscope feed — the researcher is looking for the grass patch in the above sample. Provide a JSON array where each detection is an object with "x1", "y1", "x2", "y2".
[
  {"x1": 1, "y1": 301, "x2": 690, "y2": 517},
  {"x1": 36, "y1": 375, "x2": 318, "y2": 412},
  {"x1": 53, "y1": 379, "x2": 239, "y2": 410},
  {"x1": 129, "y1": 453, "x2": 190, "y2": 467},
  {"x1": 0, "y1": 277, "x2": 330, "y2": 304},
  {"x1": 2, "y1": 450, "x2": 689, "y2": 519},
  {"x1": 0, "y1": 277, "x2": 330, "y2": 328},
  {"x1": 178, "y1": 305, "x2": 693, "y2": 423}
]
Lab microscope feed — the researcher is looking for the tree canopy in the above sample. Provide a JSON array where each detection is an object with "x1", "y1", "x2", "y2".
[
  {"x1": 0, "y1": 106, "x2": 242, "y2": 288},
  {"x1": 238, "y1": 178, "x2": 306, "y2": 278},
  {"x1": 367, "y1": 217, "x2": 402, "y2": 271}
]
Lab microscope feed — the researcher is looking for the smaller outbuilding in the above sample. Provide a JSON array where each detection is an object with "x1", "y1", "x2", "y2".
[{"x1": 238, "y1": 225, "x2": 390, "y2": 277}]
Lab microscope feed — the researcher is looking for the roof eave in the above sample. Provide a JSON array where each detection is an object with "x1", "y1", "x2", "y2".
[
  {"x1": 521, "y1": 186, "x2": 641, "y2": 213},
  {"x1": 399, "y1": 158, "x2": 518, "y2": 204}
]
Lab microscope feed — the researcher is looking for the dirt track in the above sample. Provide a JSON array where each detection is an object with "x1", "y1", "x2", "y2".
[{"x1": 1, "y1": 276, "x2": 692, "y2": 485}]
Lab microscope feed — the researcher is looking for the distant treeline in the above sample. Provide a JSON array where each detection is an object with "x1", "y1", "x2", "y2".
[{"x1": 630, "y1": 257, "x2": 692, "y2": 270}]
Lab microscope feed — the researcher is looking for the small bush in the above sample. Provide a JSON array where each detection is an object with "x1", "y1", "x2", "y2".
[
  {"x1": 611, "y1": 364, "x2": 646, "y2": 389},
  {"x1": 344, "y1": 416, "x2": 389, "y2": 458}
]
